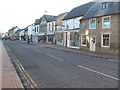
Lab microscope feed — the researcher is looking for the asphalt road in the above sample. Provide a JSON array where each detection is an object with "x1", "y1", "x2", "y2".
[{"x1": 3, "y1": 40, "x2": 119, "y2": 88}]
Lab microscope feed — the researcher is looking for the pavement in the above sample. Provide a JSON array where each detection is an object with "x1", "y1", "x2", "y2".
[
  {"x1": 31, "y1": 42, "x2": 119, "y2": 60},
  {"x1": 0, "y1": 40, "x2": 24, "y2": 89}
]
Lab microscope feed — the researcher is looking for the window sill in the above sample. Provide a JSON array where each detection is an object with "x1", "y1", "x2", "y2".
[{"x1": 101, "y1": 46, "x2": 110, "y2": 48}]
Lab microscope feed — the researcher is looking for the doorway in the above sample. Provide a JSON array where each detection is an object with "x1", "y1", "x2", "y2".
[{"x1": 90, "y1": 36, "x2": 96, "y2": 51}]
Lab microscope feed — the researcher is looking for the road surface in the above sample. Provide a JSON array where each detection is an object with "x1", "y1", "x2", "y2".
[{"x1": 3, "y1": 40, "x2": 119, "y2": 88}]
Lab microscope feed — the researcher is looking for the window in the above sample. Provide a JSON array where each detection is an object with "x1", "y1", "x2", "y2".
[
  {"x1": 66, "y1": 19, "x2": 73, "y2": 29},
  {"x1": 37, "y1": 26, "x2": 38, "y2": 32},
  {"x1": 102, "y1": 33, "x2": 110, "y2": 47},
  {"x1": 57, "y1": 26, "x2": 62, "y2": 31},
  {"x1": 102, "y1": 2, "x2": 108, "y2": 9},
  {"x1": 52, "y1": 22, "x2": 54, "y2": 31},
  {"x1": 102, "y1": 16, "x2": 111, "y2": 28},
  {"x1": 81, "y1": 35, "x2": 87, "y2": 46},
  {"x1": 70, "y1": 32, "x2": 79, "y2": 47},
  {"x1": 67, "y1": 25, "x2": 69, "y2": 29},
  {"x1": 73, "y1": 18, "x2": 79, "y2": 29},
  {"x1": 89, "y1": 18, "x2": 96, "y2": 29},
  {"x1": 62, "y1": 21, "x2": 65, "y2": 30},
  {"x1": 35, "y1": 27, "x2": 36, "y2": 32}
]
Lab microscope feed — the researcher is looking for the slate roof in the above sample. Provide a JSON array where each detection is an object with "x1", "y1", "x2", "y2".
[
  {"x1": 34, "y1": 18, "x2": 42, "y2": 25},
  {"x1": 44, "y1": 15, "x2": 57, "y2": 22},
  {"x1": 81, "y1": 2, "x2": 120, "y2": 20},
  {"x1": 63, "y1": 2, "x2": 95, "y2": 20},
  {"x1": 9, "y1": 26, "x2": 18, "y2": 31},
  {"x1": 24, "y1": 27, "x2": 28, "y2": 32}
]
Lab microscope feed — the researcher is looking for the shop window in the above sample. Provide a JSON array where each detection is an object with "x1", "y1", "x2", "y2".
[
  {"x1": 82, "y1": 35, "x2": 87, "y2": 46},
  {"x1": 102, "y1": 34, "x2": 110, "y2": 47},
  {"x1": 89, "y1": 18, "x2": 96, "y2": 29},
  {"x1": 57, "y1": 33, "x2": 63, "y2": 44},
  {"x1": 70, "y1": 32, "x2": 79, "y2": 47},
  {"x1": 102, "y1": 16, "x2": 111, "y2": 28}
]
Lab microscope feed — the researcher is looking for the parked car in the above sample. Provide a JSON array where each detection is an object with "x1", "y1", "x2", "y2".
[{"x1": 10, "y1": 37, "x2": 16, "y2": 40}]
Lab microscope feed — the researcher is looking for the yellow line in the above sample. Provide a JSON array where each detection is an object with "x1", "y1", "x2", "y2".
[{"x1": 16, "y1": 60, "x2": 38, "y2": 88}]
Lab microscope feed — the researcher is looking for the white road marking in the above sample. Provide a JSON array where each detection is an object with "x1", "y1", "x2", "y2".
[
  {"x1": 107, "y1": 59, "x2": 119, "y2": 62},
  {"x1": 46, "y1": 54, "x2": 64, "y2": 61},
  {"x1": 33, "y1": 49, "x2": 42, "y2": 53},
  {"x1": 78, "y1": 65, "x2": 119, "y2": 81}
]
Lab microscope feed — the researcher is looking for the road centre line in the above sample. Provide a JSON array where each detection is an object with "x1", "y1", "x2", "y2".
[
  {"x1": 30, "y1": 47, "x2": 64, "y2": 61},
  {"x1": 32, "y1": 49, "x2": 42, "y2": 53},
  {"x1": 31, "y1": 48, "x2": 64, "y2": 61},
  {"x1": 46, "y1": 54, "x2": 64, "y2": 61},
  {"x1": 78, "y1": 65, "x2": 119, "y2": 81},
  {"x1": 107, "y1": 59, "x2": 119, "y2": 62}
]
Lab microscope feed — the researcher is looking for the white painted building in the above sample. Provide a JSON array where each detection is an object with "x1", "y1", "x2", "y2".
[
  {"x1": 47, "y1": 21, "x2": 55, "y2": 43},
  {"x1": 19, "y1": 30, "x2": 25, "y2": 40},
  {"x1": 28, "y1": 24, "x2": 38, "y2": 42},
  {"x1": 62, "y1": 2, "x2": 94, "y2": 49},
  {"x1": 62, "y1": 17, "x2": 82, "y2": 49}
]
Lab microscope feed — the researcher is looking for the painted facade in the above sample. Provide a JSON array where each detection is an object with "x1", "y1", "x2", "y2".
[
  {"x1": 28, "y1": 24, "x2": 38, "y2": 42},
  {"x1": 38, "y1": 15, "x2": 56, "y2": 43},
  {"x1": 62, "y1": 2, "x2": 94, "y2": 49},
  {"x1": 19, "y1": 29, "x2": 25, "y2": 40},
  {"x1": 62, "y1": 17, "x2": 82, "y2": 49},
  {"x1": 38, "y1": 17, "x2": 48, "y2": 43},
  {"x1": 47, "y1": 21, "x2": 55, "y2": 44},
  {"x1": 55, "y1": 12, "x2": 68, "y2": 46},
  {"x1": 8, "y1": 26, "x2": 19, "y2": 39}
]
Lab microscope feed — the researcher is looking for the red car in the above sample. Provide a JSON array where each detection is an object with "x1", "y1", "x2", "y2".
[{"x1": 10, "y1": 37, "x2": 16, "y2": 40}]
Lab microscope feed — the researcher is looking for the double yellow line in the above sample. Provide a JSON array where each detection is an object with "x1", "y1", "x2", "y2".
[
  {"x1": 15, "y1": 59, "x2": 38, "y2": 88},
  {"x1": 4, "y1": 43, "x2": 39, "y2": 89}
]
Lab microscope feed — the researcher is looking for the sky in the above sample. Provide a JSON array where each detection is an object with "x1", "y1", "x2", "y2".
[{"x1": 0, "y1": 0, "x2": 93, "y2": 33}]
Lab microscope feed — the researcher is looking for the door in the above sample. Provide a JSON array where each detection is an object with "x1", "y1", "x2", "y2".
[{"x1": 90, "y1": 36, "x2": 96, "y2": 51}]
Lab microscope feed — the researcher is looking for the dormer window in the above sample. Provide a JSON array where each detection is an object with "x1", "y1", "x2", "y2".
[{"x1": 102, "y1": 2, "x2": 108, "y2": 9}]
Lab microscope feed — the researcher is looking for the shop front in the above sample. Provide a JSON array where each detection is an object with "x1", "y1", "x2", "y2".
[
  {"x1": 37, "y1": 33, "x2": 47, "y2": 43},
  {"x1": 64, "y1": 30, "x2": 80, "y2": 49},
  {"x1": 56, "y1": 32, "x2": 64, "y2": 46},
  {"x1": 46, "y1": 32, "x2": 54, "y2": 44},
  {"x1": 70, "y1": 32, "x2": 79, "y2": 47}
]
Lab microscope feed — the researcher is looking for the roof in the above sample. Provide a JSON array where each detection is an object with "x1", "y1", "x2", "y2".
[
  {"x1": 63, "y1": 2, "x2": 95, "y2": 20},
  {"x1": 81, "y1": 2, "x2": 120, "y2": 20},
  {"x1": 44, "y1": 15, "x2": 57, "y2": 22},
  {"x1": 9, "y1": 26, "x2": 18, "y2": 31},
  {"x1": 24, "y1": 27, "x2": 28, "y2": 31},
  {"x1": 56, "y1": 12, "x2": 68, "y2": 18},
  {"x1": 34, "y1": 18, "x2": 42, "y2": 25}
]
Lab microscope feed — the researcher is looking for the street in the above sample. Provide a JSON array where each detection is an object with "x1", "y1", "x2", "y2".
[{"x1": 3, "y1": 40, "x2": 119, "y2": 88}]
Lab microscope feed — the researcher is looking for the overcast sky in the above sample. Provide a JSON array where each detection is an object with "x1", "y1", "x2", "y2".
[{"x1": 0, "y1": 0, "x2": 93, "y2": 33}]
